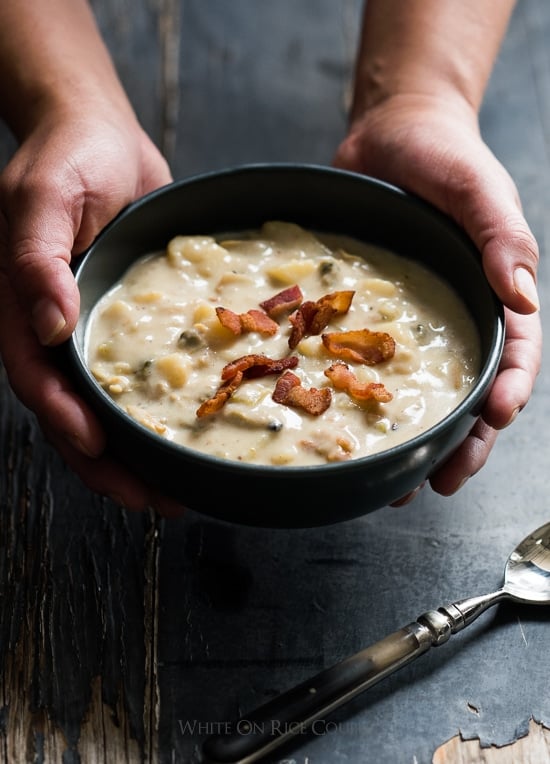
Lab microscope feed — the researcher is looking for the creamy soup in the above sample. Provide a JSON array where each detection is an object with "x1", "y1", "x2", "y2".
[{"x1": 85, "y1": 221, "x2": 480, "y2": 466}]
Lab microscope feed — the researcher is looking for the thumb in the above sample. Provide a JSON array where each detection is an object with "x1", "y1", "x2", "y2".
[
  {"x1": 477, "y1": 210, "x2": 540, "y2": 316},
  {"x1": 3, "y1": 200, "x2": 80, "y2": 345},
  {"x1": 427, "y1": 151, "x2": 540, "y2": 317}
]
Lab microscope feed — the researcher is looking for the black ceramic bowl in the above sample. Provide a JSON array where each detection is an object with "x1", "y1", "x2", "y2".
[{"x1": 64, "y1": 164, "x2": 504, "y2": 527}]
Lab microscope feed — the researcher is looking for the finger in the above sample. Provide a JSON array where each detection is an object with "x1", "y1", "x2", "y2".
[
  {"x1": 0, "y1": 176, "x2": 80, "y2": 345},
  {"x1": 480, "y1": 309, "x2": 542, "y2": 429},
  {"x1": 429, "y1": 418, "x2": 498, "y2": 496},
  {"x1": 148, "y1": 490, "x2": 188, "y2": 519},
  {"x1": 393, "y1": 313, "x2": 541, "y2": 498},
  {"x1": 0, "y1": 272, "x2": 104, "y2": 456},
  {"x1": 428, "y1": 311, "x2": 541, "y2": 494},
  {"x1": 335, "y1": 124, "x2": 541, "y2": 316},
  {"x1": 390, "y1": 483, "x2": 426, "y2": 507},
  {"x1": 0, "y1": 278, "x2": 186, "y2": 517},
  {"x1": 44, "y1": 426, "x2": 153, "y2": 511},
  {"x1": 413, "y1": 143, "x2": 541, "y2": 316},
  {"x1": 0, "y1": 129, "x2": 172, "y2": 346},
  {"x1": 45, "y1": 427, "x2": 186, "y2": 517},
  {"x1": 459, "y1": 170, "x2": 540, "y2": 316}
]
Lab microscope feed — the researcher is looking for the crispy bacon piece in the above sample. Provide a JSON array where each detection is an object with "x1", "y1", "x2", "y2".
[
  {"x1": 215, "y1": 306, "x2": 242, "y2": 334},
  {"x1": 322, "y1": 328, "x2": 395, "y2": 365},
  {"x1": 324, "y1": 361, "x2": 393, "y2": 402},
  {"x1": 221, "y1": 354, "x2": 298, "y2": 380},
  {"x1": 318, "y1": 290, "x2": 355, "y2": 315},
  {"x1": 240, "y1": 309, "x2": 279, "y2": 335},
  {"x1": 196, "y1": 371, "x2": 244, "y2": 418},
  {"x1": 288, "y1": 290, "x2": 355, "y2": 349},
  {"x1": 272, "y1": 369, "x2": 301, "y2": 400},
  {"x1": 197, "y1": 354, "x2": 299, "y2": 418},
  {"x1": 272, "y1": 371, "x2": 332, "y2": 416},
  {"x1": 259, "y1": 285, "x2": 303, "y2": 318},
  {"x1": 288, "y1": 301, "x2": 314, "y2": 349},
  {"x1": 216, "y1": 307, "x2": 279, "y2": 336}
]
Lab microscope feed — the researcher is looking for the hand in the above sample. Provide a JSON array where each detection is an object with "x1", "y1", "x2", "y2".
[
  {"x1": 334, "y1": 94, "x2": 542, "y2": 498},
  {"x1": 0, "y1": 104, "x2": 184, "y2": 516}
]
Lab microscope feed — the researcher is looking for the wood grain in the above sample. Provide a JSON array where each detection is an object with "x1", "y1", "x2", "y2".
[
  {"x1": 434, "y1": 721, "x2": 550, "y2": 764},
  {"x1": 0, "y1": 365, "x2": 159, "y2": 762}
]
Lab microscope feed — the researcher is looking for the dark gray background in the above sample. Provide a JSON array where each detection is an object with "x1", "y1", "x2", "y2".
[{"x1": 0, "y1": 2, "x2": 549, "y2": 762}]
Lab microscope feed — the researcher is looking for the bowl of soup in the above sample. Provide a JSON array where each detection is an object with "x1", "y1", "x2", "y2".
[{"x1": 63, "y1": 164, "x2": 504, "y2": 527}]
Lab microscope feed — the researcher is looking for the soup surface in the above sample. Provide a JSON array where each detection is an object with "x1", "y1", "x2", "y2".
[{"x1": 86, "y1": 221, "x2": 480, "y2": 465}]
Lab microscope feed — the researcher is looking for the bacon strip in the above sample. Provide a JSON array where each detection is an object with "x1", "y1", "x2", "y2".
[
  {"x1": 324, "y1": 361, "x2": 393, "y2": 402},
  {"x1": 318, "y1": 290, "x2": 355, "y2": 315},
  {"x1": 271, "y1": 369, "x2": 301, "y2": 401},
  {"x1": 288, "y1": 290, "x2": 354, "y2": 349},
  {"x1": 272, "y1": 371, "x2": 332, "y2": 416},
  {"x1": 322, "y1": 328, "x2": 395, "y2": 365},
  {"x1": 197, "y1": 355, "x2": 299, "y2": 418},
  {"x1": 216, "y1": 307, "x2": 279, "y2": 336},
  {"x1": 240, "y1": 309, "x2": 279, "y2": 335},
  {"x1": 196, "y1": 371, "x2": 244, "y2": 418},
  {"x1": 288, "y1": 301, "x2": 314, "y2": 349},
  {"x1": 221, "y1": 354, "x2": 298, "y2": 380},
  {"x1": 259, "y1": 285, "x2": 303, "y2": 318},
  {"x1": 215, "y1": 306, "x2": 241, "y2": 334}
]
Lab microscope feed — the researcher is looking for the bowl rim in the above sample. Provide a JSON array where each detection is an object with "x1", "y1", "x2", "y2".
[{"x1": 68, "y1": 162, "x2": 506, "y2": 477}]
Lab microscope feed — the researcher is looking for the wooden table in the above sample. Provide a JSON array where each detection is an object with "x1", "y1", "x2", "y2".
[{"x1": 1, "y1": 2, "x2": 550, "y2": 762}]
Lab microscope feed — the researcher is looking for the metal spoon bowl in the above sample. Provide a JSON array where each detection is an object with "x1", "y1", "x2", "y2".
[
  {"x1": 502, "y1": 522, "x2": 550, "y2": 602},
  {"x1": 202, "y1": 521, "x2": 550, "y2": 764}
]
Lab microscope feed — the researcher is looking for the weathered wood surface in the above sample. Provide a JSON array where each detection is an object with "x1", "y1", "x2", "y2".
[
  {"x1": 434, "y1": 720, "x2": 550, "y2": 764},
  {"x1": 1, "y1": 2, "x2": 550, "y2": 763}
]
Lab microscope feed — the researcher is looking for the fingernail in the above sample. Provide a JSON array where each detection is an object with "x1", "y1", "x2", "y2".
[
  {"x1": 452, "y1": 476, "x2": 470, "y2": 494},
  {"x1": 504, "y1": 406, "x2": 521, "y2": 428},
  {"x1": 390, "y1": 483, "x2": 425, "y2": 507},
  {"x1": 32, "y1": 298, "x2": 67, "y2": 345},
  {"x1": 513, "y1": 267, "x2": 540, "y2": 311}
]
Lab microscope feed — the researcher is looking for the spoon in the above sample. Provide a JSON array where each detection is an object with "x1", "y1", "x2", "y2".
[{"x1": 202, "y1": 521, "x2": 550, "y2": 764}]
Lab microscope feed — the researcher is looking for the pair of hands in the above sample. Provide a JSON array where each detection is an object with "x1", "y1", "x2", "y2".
[{"x1": 0, "y1": 95, "x2": 541, "y2": 513}]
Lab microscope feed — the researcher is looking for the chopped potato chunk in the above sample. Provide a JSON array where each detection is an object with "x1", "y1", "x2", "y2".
[
  {"x1": 156, "y1": 354, "x2": 189, "y2": 388},
  {"x1": 266, "y1": 258, "x2": 316, "y2": 284}
]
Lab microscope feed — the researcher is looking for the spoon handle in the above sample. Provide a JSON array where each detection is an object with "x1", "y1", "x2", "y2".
[
  {"x1": 202, "y1": 589, "x2": 510, "y2": 764},
  {"x1": 202, "y1": 610, "x2": 453, "y2": 764}
]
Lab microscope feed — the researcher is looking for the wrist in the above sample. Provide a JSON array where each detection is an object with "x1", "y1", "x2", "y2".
[
  {"x1": 4, "y1": 74, "x2": 136, "y2": 142},
  {"x1": 348, "y1": 90, "x2": 480, "y2": 137},
  {"x1": 350, "y1": 0, "x2": 515, "y2": 128},
  {"x1": 354, "y1": 76, "x2": 471, "y2": 116},
  {"x1": 0, "y1": 0, "x2": 134, "y2": 140}
]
